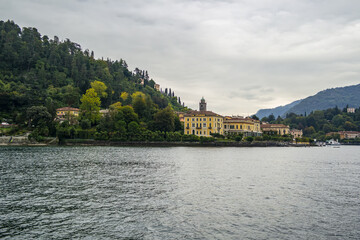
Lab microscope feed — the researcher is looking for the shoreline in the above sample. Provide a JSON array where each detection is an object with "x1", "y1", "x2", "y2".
[
  {"x1": 1, "y1": 137, "x2": 358, "y2": 147},
  {"x1": 1, "y1": 139, "x2": 313, "y2": 147}
]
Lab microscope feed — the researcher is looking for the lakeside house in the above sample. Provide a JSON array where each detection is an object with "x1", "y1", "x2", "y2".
[
  {"x1": 56, "y1": 107, "x2": 79, "y2": 119},
  {"x1": 100, "y1": 109, "x2": 110, "y2": 116},
  {"x1": 290, "y1": 129, "x2": 303, "y2": 139},
  {"x1": 223, "y1": 116, "x2": 262, "y2": 137},
  {"x1": 154, "y1": 84, "x2": 160, "y2": 91},
  {"x1": 326, "y1": 131, "x2": 360, "y2": 139},
  {"x1": 175, "y1": 112, "x2": 185, "y2": 122},
  {"x1": 261, "y1": 123, "x2": 290, "y2": 136},
  {"x1": 347, "y1": 108, "x2": 355, "y2": 113}
]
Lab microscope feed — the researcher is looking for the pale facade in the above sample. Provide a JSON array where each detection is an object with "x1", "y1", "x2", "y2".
[
  {"x1": 347, "y1": 108, "x2": 355, "y2": 113},
  {"x1": 290, "y1": 129, "x2": 303, "y2": 138},
  {"x1": 154, "y1": 84, "x2": 160, "y2": 91},
  {"x1": 56, "y1": 107, "x2": 79, "y2": 118},
  {"x1": 261, "y1": 124, "x2": 290, "y2": 135},
  {"x1": 326, "y1": 131, "x2": 360, "y2": 139},
  {"x1": 175, "y1": 111, "x2": 185, "y2": 122},
  {"x1": 223, "y1": 117, "x2": 262, "y2": 136}
]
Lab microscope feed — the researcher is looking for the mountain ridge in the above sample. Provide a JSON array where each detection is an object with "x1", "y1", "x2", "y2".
[{"x1": 255, "y1": 84, "x2": 360, "y2": 119}]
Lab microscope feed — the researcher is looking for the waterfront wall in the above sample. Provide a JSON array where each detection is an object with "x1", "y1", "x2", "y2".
[
  {"x1": 0, "y1": 136, "x2": 31, "y2": 145},
  {"x1": 62, "y1": 139, "x2": 307, "y2": 147}
]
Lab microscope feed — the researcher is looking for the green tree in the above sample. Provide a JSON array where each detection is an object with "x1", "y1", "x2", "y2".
[
  {"x1": 154, "y1": 106, "x2": 175, "y2": 132},
  {"x1": 26, "y1": 106, "x2": 52, "y2": 128},
  {"x1": 132, "y1": 91, "x2": 147, "y2": 119},
  {"x1": 117, "y1": 106, "x2": 138, "y2": 124},
  {"x1": 91, "y1": 80, "x2": 108, "y2": 98},
  {"x1": 80, "y1": 88, "x2": 101, "y2": 124}
]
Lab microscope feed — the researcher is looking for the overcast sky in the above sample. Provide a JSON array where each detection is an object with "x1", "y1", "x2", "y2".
[{"x1": 1, "y1": 0, "x2": 360, "y2": 115}]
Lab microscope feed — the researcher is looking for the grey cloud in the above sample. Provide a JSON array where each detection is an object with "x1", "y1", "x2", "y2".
[{"x1": 1, "y1": 0, "x2": 360, "y2": 115}]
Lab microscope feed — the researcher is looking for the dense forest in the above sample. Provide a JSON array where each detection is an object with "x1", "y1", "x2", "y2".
[
  {"x1": 0, "y1": 20, "x2": 186, "y2": 117},
  {"x1": 260, "y1": 106, "x2": 360, "y2": 141},
  {"x1": 0, "y1": 20, "x2": 193, "y2": 141}
]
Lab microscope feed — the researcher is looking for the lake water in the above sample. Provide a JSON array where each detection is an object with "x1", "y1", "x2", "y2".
[{"x1": 1, "y1": 146, "x2": 359, "y2": 239}]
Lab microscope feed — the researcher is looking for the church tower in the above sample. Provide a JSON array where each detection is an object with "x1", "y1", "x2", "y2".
[{"x1": 199, "y1": 97, "x2": 207, "y2": 111}]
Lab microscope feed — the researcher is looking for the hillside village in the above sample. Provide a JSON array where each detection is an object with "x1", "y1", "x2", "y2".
[{"x1": 28, "y1": 96, "x2": 359, "y2": 144}]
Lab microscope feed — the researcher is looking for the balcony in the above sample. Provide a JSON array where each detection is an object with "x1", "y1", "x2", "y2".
[
  {"x1": 185, "y1": 127, "x2": 190, "y2": 129},
  {"x1": 196, "y1": 126, "x2": 202, "y2": 129}
]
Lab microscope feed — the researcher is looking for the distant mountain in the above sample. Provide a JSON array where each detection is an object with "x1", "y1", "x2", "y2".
[
  {"x1": 255, "y1": 84, "x2": 360, "y2": 119},
  {"x1": 255, "y1": 99, "x2": 303, "y2": 119}
]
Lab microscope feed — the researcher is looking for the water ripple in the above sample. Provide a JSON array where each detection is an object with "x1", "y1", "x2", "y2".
[{"x1": 1, "y1": 146, "x2": 360, "y2": 239}]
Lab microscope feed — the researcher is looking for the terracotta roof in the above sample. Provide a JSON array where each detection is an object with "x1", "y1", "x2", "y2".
[
  {"x1": 338, "y1": 131, "x2": 360, "y2": 134},
  {"x1": 224, "y1": 116, "x2": 260, "y2": 123},
  {"x1": 56, "y1": 107, "x2": 79, "y2": 111},
  {"x1": 184, "y1": 110, "x2": 222, "y2": 117}
]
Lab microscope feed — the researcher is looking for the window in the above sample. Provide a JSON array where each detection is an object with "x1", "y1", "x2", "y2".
[
  {"x1": 209, "y1": 123, "x2": 212, "y2": 128},
  {"x1": 203, "y1": 123, "x2": 206, "y2": 127},
  {"x1": 192, "y1": 118, "x2": 195, "y2": 121},
  {"x1": 196, "y1": 131, "x2": 198, "y2": 134},
  {"x1": 240, "y1": 125, "x2": 242, "y2": 129},
  {"x1": 236, "y1": 125, "x2": 238, "y2": 129},
  {"x1": 230, "y1": 125, "x2": 234, "y2": 129},
  {"x1": 187, "y1": 131, "x2": 189, "y2": 134},
  {"x1": 197, "y1": 118, "x2": 198, "y2": 121},
  {"x1": 203, "y1": 118, "x2": 206, "y2": 121},
  {"x1": 200, "y1": 118, "x2": 202, "y2": 121},
  {"x1": 204, "y1": 131, "x2": 206, "y2": 135},
  {"x1": 224, "y1": 125, "x2": 227, "y2": 129},
  {"x1": 192, "y1": 123, "x2": 195, "y2": 127},
  {"x1": 187, "y1": 123, "x2": 189, "y2": 127}
]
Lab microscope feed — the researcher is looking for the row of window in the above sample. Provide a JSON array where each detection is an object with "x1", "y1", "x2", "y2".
[
  {"x1": 224, "y1": 124, "x2": 251, "y2": 130},
  {"x1": 57, "y1": 111, "x2": 78, "y2": 115},
  {"x1": 186, "y1": 130, "x2": 210, "y2": 135},
  {"x1": 187, "y1": 123, "x2": 223, "y2": 128},
  {"x1": 186, "y1": 117, "x2": 222, "y2": 122}
]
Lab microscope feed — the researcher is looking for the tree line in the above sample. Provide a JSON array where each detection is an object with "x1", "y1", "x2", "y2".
[{"x1": 259, "y1": 106, "x2": 360, "y2": 141}]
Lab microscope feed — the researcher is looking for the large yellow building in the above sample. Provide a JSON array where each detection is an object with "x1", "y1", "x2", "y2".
[
  {"x1": 184, "y1": 111, "x2": 224, "y2": 136},
  {"x1": 223, "y1": 116, "x2": 262, "y2": 136},
  {"x1": 184, "y1": 98, "x2": 223, "y2": 137}
]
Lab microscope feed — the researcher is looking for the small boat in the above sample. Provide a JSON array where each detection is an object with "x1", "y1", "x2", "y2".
[{"x1": 326, "y1": 139, "x2": 341, "y2": 146}]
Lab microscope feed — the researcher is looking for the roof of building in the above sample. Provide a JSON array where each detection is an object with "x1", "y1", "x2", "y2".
[
  {"x1": 261, "y1": 124, "x2": 289, "y2": 128},
  {"x1": 56, "y1": 107, "x2": 80, "y2": 111},
  {"x1": 100, "y1": 109, "x2": 110, "y2": 114},
  {"x1": 224, "y1": 116, "x2": 260, "y2": 123},
  {"x1": 290, "y1": 129, "x2": 303, "y2": 132},
  {"x1": 184, "y1": 110, "x2": 222, "y2": 117}
]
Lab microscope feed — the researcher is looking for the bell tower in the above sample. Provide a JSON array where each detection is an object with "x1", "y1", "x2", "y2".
[{"x1": 199, "y1": 97, "x2": 207, "y2": 111}]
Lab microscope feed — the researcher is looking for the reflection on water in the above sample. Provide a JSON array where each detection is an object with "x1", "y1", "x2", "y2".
[{"x1": 1, "y1": 146, "x2": 359, "y2": 239}]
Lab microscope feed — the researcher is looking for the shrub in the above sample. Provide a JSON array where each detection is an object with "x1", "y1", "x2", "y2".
[
  {"x1": 94, "y1": 131, "x2": 109, "y2": 140},
  {"x1": 245, "y1": 136, "x2": 254, "y2": 142}
]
